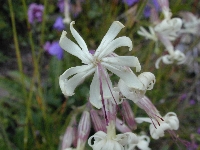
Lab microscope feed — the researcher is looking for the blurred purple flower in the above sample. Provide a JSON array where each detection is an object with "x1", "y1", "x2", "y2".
[
  {"x1": 144, "y1": 0, "x2": 160, "y2": 17},
  {"x1": 57, "y1": 0, "x2": 64, "y2": 12},
  {"x1": 43, "y1": 41, "x2": 51, "y2": 51},
  {"x1": 187, "y1": 143, "x2": 198, "y2": 150},
  {"x1": 57, "y1": 0, "x2": 83, "y2": 18},
  {"x1": 44, "y1": 41, "x2": 63, "y2": 60},
  {"x1": 123, "y1": 0, "x2": 138, "y2": 6},
  {"x1": 180, "y1": 93, "x2": 187, "y2": 101},
  {"x1": 197, "y1": 128, "x2": 200, "y2": 134},
  {"x1": 53, "y1": 16, "x2": 65, "y2": 31},
  {"x1": 28, "y1": 3, "x2": 44, "y2": 24},
  {"x1": 189, "y1": 99, "x2": 195, "y2": 105}
]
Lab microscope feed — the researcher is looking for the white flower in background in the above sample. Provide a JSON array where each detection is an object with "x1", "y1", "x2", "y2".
[
  {"x1": 155, "y1": 49, "x2": 186, "y2": 68},
  {"x1": 125, "y1": 135, "x2": 151, "y2": 150},
  {"x1": 137, "y1": 12, "x2": 182, "y2": 42},
  {"x1": 135, "y1": 112, "x2": 179, "y2": 139},
  {"x1": 137, "y1": 26, "x2": 157, "y2": 41},
  {"x1": 154, "y1": 18, "x2": 182, "y2": 41},
  {"x1": 59, "y1": 21, "x2": 143, "y2": 109},
  {"x1": 179, "y1": 12, "x2": 200, "y2": 35},
  {"x1": 88, "y1": 122, "x2": 138, "y2": 150},
  {"x1": 155, "y1": 33, "x2": 186, "y2": 68}
]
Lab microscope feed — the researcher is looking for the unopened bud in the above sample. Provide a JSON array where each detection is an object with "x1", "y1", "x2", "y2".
[
  {"x1": 77, "y1": 111, "x2": 91, "y2": 142},
  {"x1": 61, "y1": 126, "x2": 75, "y2": 150},
  {"x1": 115, "y1": 118, "x2": 131, "y2": 133},
  {"x1": 122, "y1": 100, "x2": 137, "y2": 130},
  {"x1": 90, "y1": 109, "x2": 106, "y2": 132}
]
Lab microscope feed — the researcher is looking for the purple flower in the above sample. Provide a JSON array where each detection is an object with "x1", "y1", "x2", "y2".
[
  {"x1": 44, "y1": 41, "x2": 63, "y2": 60},
  {"x1": 144, "y1": 0, "x2": 160, "y2": 17},
  {"x1": 189, "y1": 99, "x2": 195, "y2": 105},
  {"x1": 53, "y1": 16, "x2": 65, "y2": 31},
  {"x1": 43, "y1": 41, "x2": 51, "y2": 51},
  {"x1": 57, "y1": 0, "x2": 64, "y2": 12},
  {"x1": 123, "y1": 0, "x2": 138, "y2": 6},
  {"x1": 28, "y1": 3, "x2": 44, "y2": 24},
  {"x1": 197, "y1": 128, "x2": 200, "y2": 134}
]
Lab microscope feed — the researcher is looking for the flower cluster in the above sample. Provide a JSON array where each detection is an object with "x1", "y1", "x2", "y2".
[
  {"x1": 137, "y1": 0, "x2": 187, "y2": 68},
  {"x1": 58, "y1": 19, "x2": 183, "y2": 150}
]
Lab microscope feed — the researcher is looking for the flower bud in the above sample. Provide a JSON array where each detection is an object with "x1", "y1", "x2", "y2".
[
  {"x1": 61, "y1": 126, "x2": 75, "y2": 150},
  {"x1": 122, "y1": 100, "x2": 137, "y2": 130},
  {"x1": 77, "y1": 111, "x2": 91, "y2": 142},
  {"x1": 90, "y1": 109, "x2": 106, "y2": 132},
  {"x1": 115, "y1": 118, "x2": 131, "y2": 133}
]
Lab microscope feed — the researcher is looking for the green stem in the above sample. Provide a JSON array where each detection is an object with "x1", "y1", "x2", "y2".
[
  {"x1": 0, "y1": 122, "x2": 12, "y2": 150},
  {"x1": 21, "y1": 0, "x2": 47, "y2": 148},
  {"x1": 8, "y1": 0, "x2": 26, "y2": 97},
  {"x1": 37, "y1": 0, "x2": 47, "y2": 61},
  {"x1": 21, "y1": 0, "x2": 46, "y2": 119}
]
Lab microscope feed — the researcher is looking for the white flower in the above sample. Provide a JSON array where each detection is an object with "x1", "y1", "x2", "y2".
[
  {"x1": 118, "y1": 72, "x2": 156, "y2": 103},
  {"x1": 155, "y1": 49, "x2": 186, "y2": 69},
  {"x1": 154, "y1": 18, "x2": 182, "y2": 41},
  {"x1": 88, "y1": 124, "x2": 138, "y2": 150},
  {"x1": 125, "y1": 135, "x2": 151, "y2": 150},
  {"x1": 137, "y1": 26, "x2": 157, "y2": 41},
  {"x1": 135, "y1": 112, "x2": 179, "y2": 139},
  {"x1": 179, "y1": 12, "x2": 200, "y2": 35},
  {"x1": 59, "y1": 21, "x2": 143, "y2": 109}
]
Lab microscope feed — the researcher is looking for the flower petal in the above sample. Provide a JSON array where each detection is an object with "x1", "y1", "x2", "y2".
[
  {"x1": 59, "y1": 65, "x2": 95, "y2": 96},
  {"x1": 137, "y1": 135, "x2": 151, "y2": 150},
  {"x1": 135, "y1": 117, "x2": 152, "y2": 124},
  {"x1": 94, "y1": 21, "x2": 125, "y2": 57},
  {"x1": 138, "y1": 72, "x2": 156, "y2": 90},
  {"x1": 88, "y1": 131, "x2": 107, "y2": 147},
  {"x1": 70, "y1": 21, "x2": 93, "y2": 61},
  {"x1": 118, "y1": 79, "x2": 140, "y2": 103},
  {"x1": 102, "y1": 56, "x2": 141, "y2": 72},
  {"x1": 150, "y1": 122, "x2": 170, "y2": 139},
  {"x1": 59, "y1": 31, "x2": 90, "y2": 64},
  {"x1": 89, "y1": 70, "x2": 102, "y2": 109},
  {"x1": 90, "y1": 68, "x2": 116, "y2": 109},
  {"x1": 98, "y1": 36, "x2": 133, "y2": 59},
  {"x1": 164, "y1": 112, "x2": 179, "y2": 130},
  {"x1": 102, "y1": 62, "x2": 143, "y2": 89}
]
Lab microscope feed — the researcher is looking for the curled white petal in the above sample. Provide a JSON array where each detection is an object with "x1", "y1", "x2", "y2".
[
  {"x1": 59, "y1": 65, "x2": 95, "y2": 96},
  {"x1": 88, "y1": 131, "x2": 124, "y2": 150},
  {"x1": 70, "y1": 21, "x2": 93, "y2": 61},
  {"x1": 126, "y1": 135, "x2": 151, "y2": 150},
  {"x1": 95, "y1": 21, "x2": 125, "y2": 57},
  {"x1": 59, "y1": 31, "x2": 90, "y2": 64},
  {"x1": 98, "y1": 36, "x2": 133, "y2": 59},
  {"x1": 164, "y1": 112, "x2": 179, "y2": 130},
  {"x1": 138, "y1": 72, "x2": 156, "y2": 90},
  {"x1": 103, "y1": 63, "x2": 143, "y2": 90},
  {"x1": 102, "y1": 56, "x2": 141, "y2": 72},
  {"x1": 137, "y1": 135, "x2": 151, "y2": 150},
  {"x1": 150, "y1": 122, "x2": 170, "y2": 139}
]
